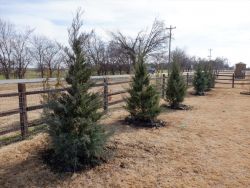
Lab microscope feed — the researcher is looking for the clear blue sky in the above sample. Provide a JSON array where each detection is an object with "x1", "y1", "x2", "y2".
[{"x1": 1, "y1": 0, "x2": 250, "y2": 66}]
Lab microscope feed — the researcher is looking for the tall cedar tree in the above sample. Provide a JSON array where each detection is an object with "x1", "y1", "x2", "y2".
[
  {"x1": 44, "y1": 11, "x2": 110, "y2": 172},
  {"x1": 193, "y1": 65, "x2": 207, "y2": 95},
  {"x1": 126, "y1": 57, "x2": 160, "y2": 122},
  {"x1": 204, "y1": 68, "x2": 215, "y2": 91},
  {"x1": 165, "y1": 61, "x2": 187, "y2": 108}
]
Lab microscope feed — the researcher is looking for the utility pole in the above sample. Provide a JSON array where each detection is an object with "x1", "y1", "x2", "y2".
[
  {"x1": 166, "y1": 25, "x2": 176, "y2": 73},
  {"x1": 208, "y1": 48, "x2": 212, "y2": 61}
]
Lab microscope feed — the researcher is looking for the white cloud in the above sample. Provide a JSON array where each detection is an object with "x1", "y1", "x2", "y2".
[{"x1": 0, "y1": 0, "x2": 249, "y2": 66}]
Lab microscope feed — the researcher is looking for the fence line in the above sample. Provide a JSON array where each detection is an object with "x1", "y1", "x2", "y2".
[
  {"x1": 2, "y1": 72, "x2": 250, "y2": 139},
  {"x1": 0, "y1": 73, "x2": 193, "y2": 138},
  {"x1": 0, "y1": 74, "x2": 174, "y2": 137},
  {"x1": 2, "y1": 72, "x2": 250, "y2": 138}
]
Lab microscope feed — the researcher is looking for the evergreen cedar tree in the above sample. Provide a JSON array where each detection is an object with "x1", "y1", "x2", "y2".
[
  {"x1": 126, "y1": 57, "x2": 161, "y2": 122},
  {"x1": 204, "y1": 68, "x2": 215, "y2": 91},
  {"x1": 44, "y1": 13, "x2": 110, "y2": 172},
  {"x1": 165, "y1": 61, "x2": 187, "y2": 108},
  {"x1": 193, "y1": 65, "x2": 207, "y2": 95}
]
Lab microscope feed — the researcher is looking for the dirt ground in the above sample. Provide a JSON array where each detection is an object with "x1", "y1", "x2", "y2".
[{"x1": 0, "y1": 85, "x2": 250, "y2": 188}]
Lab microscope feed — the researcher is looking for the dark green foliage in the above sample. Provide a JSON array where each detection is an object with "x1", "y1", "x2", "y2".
[
  {"x1": 126, "y1": 57, "x2": 161, "y2": 122},
  {"x1": 204, "y1": 69, "x2": 215, "y2": 91},
  {"x1": 44, "y1": 13, "x2": 110, "y2": 172},
  {"x1": 193, "y1": 65, "x2": 207, "y2": 95},
  {"x1": 165, "y1": 61, "x2": 187, "y2": 108}
]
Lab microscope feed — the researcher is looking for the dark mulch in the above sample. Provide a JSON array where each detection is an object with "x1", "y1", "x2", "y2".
[
  {"x1": 162, "y1": 104, "x2": 193, "y2": 111},
  {"x1": 124, "y1": 116, "x2": 166, "y2": 128},
  {"x1": 240, "y1": 91, "x2": 250, "y2": 95},
  {"x1": 189, "y1": 91, "x2": 205, "y2": 96}
]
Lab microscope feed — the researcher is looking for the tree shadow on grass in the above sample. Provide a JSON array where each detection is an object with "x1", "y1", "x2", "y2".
[
  {"x1": 0, "y1": 124, "x2": 47, "y2": 148},
  {"x1": 101, "y1": 105, "x2": 172, "y2": 135},
  {"x1": 106, "y1": 117, "x2": 169, "y2": 137},
  {"x1": 104, "y1": 119, "x2": 139, "y2": 136},
  {"x1": 0, "y1": 154, "x2": 71, "y2": 188}
]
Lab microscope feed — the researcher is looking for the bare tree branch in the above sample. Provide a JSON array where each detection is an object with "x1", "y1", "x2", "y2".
[
  {"x1": 111, "y1": 19, "x2": 168, "y2": 67},
  {"x1": 12, "y1": 28, "x2": 34, "y2": 78}
]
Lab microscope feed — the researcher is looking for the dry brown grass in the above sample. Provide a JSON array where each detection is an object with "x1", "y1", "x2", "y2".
[{"x1": 0, "y1": 85, "x2": 250, "y2": 188}]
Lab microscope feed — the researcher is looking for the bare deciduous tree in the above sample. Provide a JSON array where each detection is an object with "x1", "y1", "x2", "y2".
[
  {"x1": 31, "y1": 35, "x2": 48, "y2": 78},
  {"x1": 87, "y1": 35, "x2": 133, "y2": 75},
  {"x1": 86, "y1": 33, "x2": 107, "y2": 75},
  {"x1": 43, "y1": 40, "x2": 62, "y2": 78},
  {"x1": 0, "y1": 19, "x2": 15, "y2": 79},
  {"x1": 107, "y1": 41, "x2": 132, "y2": 74},
  {"x1": 171, "y1": 48, "x2": 190, "y2": 71},
  {"x1": 111, "y1": 19, "x2": 168, "y2": 66},
  {"x1": 12, "y1": 28, "x2": 33, "y2": 78},
  {"x1": 150, "y1": 51, "x2": 168, "y2": 72},
  {"x1": 31, "y1": 35, "x2": 66, "y2": 78}
]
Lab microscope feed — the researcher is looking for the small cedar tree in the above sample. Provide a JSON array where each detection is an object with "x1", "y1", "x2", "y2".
[
  {"x1": 126, "y1": 57, "x2": 161, "y2": 122},
  {"x1": 165, "y1": 61, "x2": 187, "y2": 108},
  {"x1": 44, "y1": 11, "x2": 110, "y2": 172},
  {"x1": 193, "y1": 65, "x2": 207, "y2": 95},
  {"x1": 204, "y1": 68, "x2": 215, "y2": 91}
]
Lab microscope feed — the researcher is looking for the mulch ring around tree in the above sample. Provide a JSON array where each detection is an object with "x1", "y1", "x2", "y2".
[
  {"x1": 240, "y1": 91, "x2": 250, "y2": 95},
  {"x1": 162, "y1": 104, "x2": 193, "y2": 111},
  {"x1": 124, "y1": 116, "x2": 166, "y2": 128},
  {"x1": 189, "y1": 91, "x2": 206, "y2": 96}
]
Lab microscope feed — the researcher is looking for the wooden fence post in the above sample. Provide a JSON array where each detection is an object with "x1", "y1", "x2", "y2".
[
  {"x1": 18, "y1": 83, "x2": 28, "y2": 138},
  {"x1": 186, "y1": 73, "x2": 189, "y2": 86},
  {"x1": 103, "y1": 78, "x2": 108, "y2": 112},
  {"x1": 232, "y1": 73, "x2": 235, "y2": 88},
  {"x1": 162, "y1": 74, "x2": 166, "y2": 98}
]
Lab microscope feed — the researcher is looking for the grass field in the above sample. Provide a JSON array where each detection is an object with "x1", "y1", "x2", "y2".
[
  {"x1": 0, "y1": 69, "x2": 67, "y2": 80},
  {"x1": 0, "y1": 86, "x2": 249, "y2": 187}
]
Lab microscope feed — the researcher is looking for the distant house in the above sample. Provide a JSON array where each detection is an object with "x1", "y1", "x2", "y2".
[{"x1": 234, "y1": 62, "x2": 246, "y2": 79}]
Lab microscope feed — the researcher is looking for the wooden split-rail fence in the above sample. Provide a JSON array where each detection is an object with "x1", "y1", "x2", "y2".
[
  {"x1": 3, "y1": 71, "x2": 249, "y2": 138},
  {"x1": 1, "y1": 74, "x2": 191, "y2": 138},
  {"x1": 215, "y1": 72, "x2": 250, "y2": 88}
]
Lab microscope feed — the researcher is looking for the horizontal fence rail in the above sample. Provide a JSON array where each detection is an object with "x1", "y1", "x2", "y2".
[{"x1": 216, "y1": 72, "x2": 250, "y2": 88}]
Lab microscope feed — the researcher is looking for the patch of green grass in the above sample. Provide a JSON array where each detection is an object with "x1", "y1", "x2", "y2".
[
  {"x1": 25, "y1": 70, "x2": 40, "y2": 78},
  {"x1": 0, "y1": 70, "x2": 68, "y2": 80}
]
